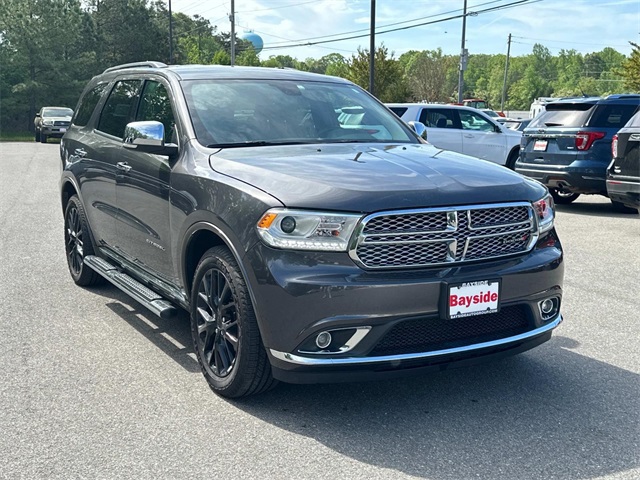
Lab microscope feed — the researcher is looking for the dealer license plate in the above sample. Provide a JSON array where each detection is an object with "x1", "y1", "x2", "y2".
[
  {"x1": 533, "y1": 139, "x2": 548, "y2": 151},
  {"x1": 448, "y1": 280, "x2": 500, "y2": 319},
  {"x1": 59, "y1": 128, "x2": 67, "y2": 132}
]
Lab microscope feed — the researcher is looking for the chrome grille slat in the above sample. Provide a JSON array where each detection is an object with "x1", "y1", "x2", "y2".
[{"x1": 351, "y1": 203, "x2": 538, "y2": 269}]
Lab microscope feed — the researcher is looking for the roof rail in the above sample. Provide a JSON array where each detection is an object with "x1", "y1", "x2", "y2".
[{"x1": 103, "y1": 61, "x2": 167, "y2": 74}]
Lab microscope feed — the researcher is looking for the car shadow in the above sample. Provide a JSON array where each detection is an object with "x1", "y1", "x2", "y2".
[
  {"x1": 228, "y1": 335, "x2": 639, "y2": 480},
  {"x1": 85, "y1": 284, "x2": 199, "y2": 373}
]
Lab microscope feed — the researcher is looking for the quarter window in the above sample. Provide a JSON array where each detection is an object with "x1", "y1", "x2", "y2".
[
  {"x1": 97, "y1": 80, "x2": 143, "y2": 138},
  {"x1": 73, "y1": 83, "x2": 108, "y2": 127}
]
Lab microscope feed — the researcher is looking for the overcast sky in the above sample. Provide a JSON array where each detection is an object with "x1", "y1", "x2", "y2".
[{"x1": 170, "y1": 0, "x2": 640, "y2": 60}]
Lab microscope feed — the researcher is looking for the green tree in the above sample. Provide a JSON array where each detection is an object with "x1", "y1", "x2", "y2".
[
  {"x1": 400, "y1": 49, "x2": 457, "y2": 102},
  {"x1": 347, "y1": 45, "x2": 409, "y2": 102},
  {"x1": 618, "y1": 42, "x2": 640, "y2": 91}
]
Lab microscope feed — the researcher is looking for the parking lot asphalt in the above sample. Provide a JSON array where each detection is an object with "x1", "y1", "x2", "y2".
[{"x1": 1, "y1": 142, "x2": 638, "y2": 480}]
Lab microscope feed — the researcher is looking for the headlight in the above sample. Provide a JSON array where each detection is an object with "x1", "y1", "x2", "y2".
[
  {"x1": 533, "y1": 194, "x2": 555, "y2": 233},
  {"x1": 42, "y1": 119, "x2": 54, "y2": 125},
  {"x1": 256, "y1": 209, "x2": 362, "y2": 251}
]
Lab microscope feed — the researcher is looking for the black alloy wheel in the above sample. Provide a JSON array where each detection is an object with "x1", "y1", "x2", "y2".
[
  {"x1": 190, "y1": 246, "x2": 276, "y2": 398},
  {"x1": 195, "y1": 268, "x2": 240, "y2": 378},
  {"x1": 64, "y1": 196, "x2": 101, "y2": 286}
]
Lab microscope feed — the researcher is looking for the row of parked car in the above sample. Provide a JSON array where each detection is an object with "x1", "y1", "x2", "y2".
[{"x1": 387, "y1": 95, "x2": 640, "y2": 213}]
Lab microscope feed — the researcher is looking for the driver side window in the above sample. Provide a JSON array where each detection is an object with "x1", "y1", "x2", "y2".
[{"x1": 137, "y1": 81, "x2": 177, "y2": 143}]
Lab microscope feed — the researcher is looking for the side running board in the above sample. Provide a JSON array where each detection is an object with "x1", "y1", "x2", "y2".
[{"x1": 84, "y1": 255, "x2": 178, "y2": 320}]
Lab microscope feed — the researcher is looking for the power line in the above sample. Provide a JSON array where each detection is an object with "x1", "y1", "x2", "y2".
[
  {"x1": 236, "y1": 0, "x2": 319, "y2": 14},
  {"x1": 512, "y1": 35, "x2": 629, "y2": 48},
  {"x1": 264, "y1": 0, "x2": 512, "y2": 47},
  {"x1": 260, "y1": 0, "x2": 540, "y2": 51}
]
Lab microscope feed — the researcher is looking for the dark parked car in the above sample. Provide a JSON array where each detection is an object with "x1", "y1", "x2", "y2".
[
  {"x1": 59, "y1": 62, "x2": 564, "y2": 397},
  {"x1": 607, "y1": 111, "x2": 640, "y2": 213},
  {"x1": 34, "y1": 106, "x2": 73, "y2": 143},
  {"x1": 516, "y1": 94, "x2": 640, "y2": 208}
]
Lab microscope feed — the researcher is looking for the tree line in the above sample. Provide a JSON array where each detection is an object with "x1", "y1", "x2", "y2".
[{"x1": 1, "y1": 0, "x2": 638, "y2": 133}]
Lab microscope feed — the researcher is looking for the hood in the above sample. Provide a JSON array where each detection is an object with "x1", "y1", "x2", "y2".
[{"x1": 209, "y1": 143, "x2": 546, "y2": 212}]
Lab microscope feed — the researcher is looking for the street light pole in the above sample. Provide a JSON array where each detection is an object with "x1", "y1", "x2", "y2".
[
  {"x1": 457, "y1": 0, "x2": 468, "y2": 103},
  {"x1": 230, "y1": 0, "x2": 235, "y2": 66},
  {"x1": 168, "y1": 0, "x2": 173, "y2": 64},
  {"x1": 369, "y1": 0, "x2": 375, "y2": 95}
]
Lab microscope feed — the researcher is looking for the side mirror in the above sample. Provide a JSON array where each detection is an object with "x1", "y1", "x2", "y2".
[
  {"x1": 407, "y1": 121, "x2": 428, "y2": 141},
  {"x1": 35, "y1": 113, "x2": 41, "y2": 118},
  {"x1": 123, "y1": 121, "x2": 178, "y2": 157}
]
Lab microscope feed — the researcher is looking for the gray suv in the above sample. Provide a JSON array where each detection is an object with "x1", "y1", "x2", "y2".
[{"x1": 60, "y1": 62, "x2": 564, "y2": 397}]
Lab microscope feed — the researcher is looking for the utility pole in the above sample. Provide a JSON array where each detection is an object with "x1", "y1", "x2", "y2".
[
  {"x1": 168, "y1": 0, "x2": 173, "y2": 64},
  {"x1": 230, "y1": 0, "x2": 235, "y2": 66},
  {"x1": 501, "y1": 33, "x2": 512, "y2": 112},
  {"x1": 369, "y1": 0, "x2": 375, "y2": 95},
  {"x1": 457, "y1": 0, "x2": 468, "y2": 104}
]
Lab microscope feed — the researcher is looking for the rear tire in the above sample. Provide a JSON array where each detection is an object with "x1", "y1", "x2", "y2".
[
  {"x1": 611, "y1": 200, "x2": 639, "y2": 214},
  {"x1": 64, "y1": 195, "x2": 102, "y2": 286},
  {"x1": 190, "y1": 246, "x2": 277, "y2": 398},
  {"x1": 550, "y1": 189, "x2": 580, "y2": 205},
  {"x1": 506, "y1": 148, "x2": 520, "y2": 170}
]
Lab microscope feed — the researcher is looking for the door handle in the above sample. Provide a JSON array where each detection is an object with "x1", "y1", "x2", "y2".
[
  {"x1": 116, "y1": 162, "x2": 132, "y2": 172},
  {"x1": 74, "y1": 148, "x2": 87, "y2": 157},
  {"x1": 463, "y1": 134, "x2": 474, "y2": 138}
]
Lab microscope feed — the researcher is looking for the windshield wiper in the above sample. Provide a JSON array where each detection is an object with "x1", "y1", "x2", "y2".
[
  {"x1": 206, "y1": 140, "x2": 315, "y2": 148},
  {"x1": 543, "y1": 122, "x2": 563, "y2": 127}
]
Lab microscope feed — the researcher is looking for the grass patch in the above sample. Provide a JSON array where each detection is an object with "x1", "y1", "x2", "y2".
[{"x1": 0, "y1": 131, "x2": 34, "y2": 142}]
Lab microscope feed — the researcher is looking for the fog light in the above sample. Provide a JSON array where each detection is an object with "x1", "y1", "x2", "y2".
[
  {"x1": 315, "y1": 331, "x2": 332, "y2": 349},
  {"x1": 540, "y1": 299, "x2": 554, "y2": 314}
]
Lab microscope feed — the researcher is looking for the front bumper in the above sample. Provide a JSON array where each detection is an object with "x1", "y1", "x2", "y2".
[
  {"x1": 244, "y1": 230, "x2": 564, "y2": 384},
  {"x1": 40, "y1": 125, "x2": 69, "y2": 137}
]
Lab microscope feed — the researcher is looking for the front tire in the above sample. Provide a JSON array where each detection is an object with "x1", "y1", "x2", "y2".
[
  {"x1": 35, "y1": 129, "x2": 41, "y2": 142},
  {"x1": 64, "y1": 195, "x2": 102, "y2": 286},
  {"x1": 550, "y1": 188, "x2": 580, "y2": 205},
  {"x1": 40, "y1": 133, "x2": 47, "y2": 143},
  {"x1": 190, "y1": 246, "x2": 276, "y2": 398}
]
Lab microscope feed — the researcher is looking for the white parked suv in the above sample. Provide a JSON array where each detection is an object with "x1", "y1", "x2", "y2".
[{"x1": 387, "y1": 103, "x2": 522, "y2": 168}]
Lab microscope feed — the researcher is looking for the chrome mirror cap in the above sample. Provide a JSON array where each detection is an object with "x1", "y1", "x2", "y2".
[
  {"x1": 123, "y1": 121, "x2": 165, "y2": 148},
  {"x1": 407, "y1": 121, "x2": 428, "y2": 140}
]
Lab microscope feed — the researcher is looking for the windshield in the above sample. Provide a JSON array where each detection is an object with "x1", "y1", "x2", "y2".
[
  {"x1": 182, "y1": 79, "x2": 417, "y2": 147},
  {"x1": 42, "y1": 108, "x2": 73, "y2": 117}
]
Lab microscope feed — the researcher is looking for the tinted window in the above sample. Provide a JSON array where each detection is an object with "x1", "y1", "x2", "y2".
[
  {"x1": 97, "y1": 80, "x2": 143, "y2": 138},
  {"x1": 459, "y1": 111, "x2": 495, "y2": 132},
  {"x1": 588, "y1": 104, "x2": 638, "y2": 129},
  {"x1": 389, "y1": 107, "x2": 408, "y2": 118},
  {"x1": 182, "y1": 80, "x2": 415, "y2": 147},
  {"x1": 529, "y1": 103, "x2": 595, "y2": 128},
  {"x1": 137, "y1": 81, "x2": 176, "y2": 143},
  {"x1": 73, "y1": 83, "x2": 108, "y2": 127},
  {"x1": 419, "y1": 108, "x2": 459, "y2": 129}
]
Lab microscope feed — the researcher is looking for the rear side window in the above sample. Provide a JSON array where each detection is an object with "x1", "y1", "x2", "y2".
[
  {"x1": 97, "y1": 80, "x2": 143, "y2": 138},
  {"x1": 420, "y1": 108, "x2": 458, "y2": 129},
  {"x1": 73, "y1": 83, "x2": 108, "y2": 127},
  {"x1": 529, "y1": 103, "x2": 594, "y2": 128},
  {"x1": 588, "y1": 104, "x2": 638, "y2": 129}
]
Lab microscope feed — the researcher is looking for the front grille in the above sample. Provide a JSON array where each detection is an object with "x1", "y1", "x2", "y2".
[
  {"x1": 352, "y1": 204, "x2": 536, "y2": 269},
  {"x1": 54, "y1": 120, "x2": 70, "y2": 127},
  {"x1": 369, "y1": 306, "x2": 531, "y2": 356}
]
